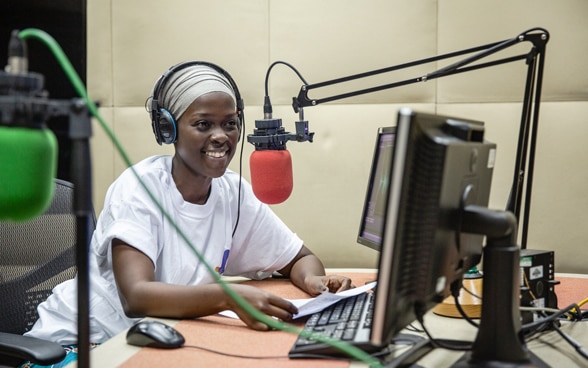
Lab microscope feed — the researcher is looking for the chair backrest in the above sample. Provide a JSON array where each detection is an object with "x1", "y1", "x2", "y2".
[{"x1": 0, "y1": 179, "x2": 96, "y2": 335}]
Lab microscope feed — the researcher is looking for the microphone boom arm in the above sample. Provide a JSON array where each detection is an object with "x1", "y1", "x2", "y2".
[
  {"x1": 290, "y1": 27, "x2": 549, "y2": 249},
  {"x1": 293, "y1": 28, "x2": 546, "y2": 110}
]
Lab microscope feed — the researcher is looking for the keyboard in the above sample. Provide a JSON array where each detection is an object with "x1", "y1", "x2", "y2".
[
  {"x1": 289, "y1": 291, "x2": 380, "y2": 358},
  {"x1": 289, "y1": 291, "x2": 435, "y2": 365}
]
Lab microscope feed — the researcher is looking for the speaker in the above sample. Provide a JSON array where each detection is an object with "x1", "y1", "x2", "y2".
[{"x1": 149, "y1": 61, "x2": 244, "y2": 145}]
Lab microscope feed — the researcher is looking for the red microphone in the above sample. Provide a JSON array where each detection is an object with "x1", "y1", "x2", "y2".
[
  {"x1": 247, "y1": 96, "x2": 313, "y2": 204},
  {"x1": 249, "y1": 149, "x2": 293, "y2": 204}
]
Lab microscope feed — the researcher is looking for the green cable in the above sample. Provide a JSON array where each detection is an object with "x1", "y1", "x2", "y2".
[{"x1": 18, "y1": 28, "x2": 383, "y2": 368}]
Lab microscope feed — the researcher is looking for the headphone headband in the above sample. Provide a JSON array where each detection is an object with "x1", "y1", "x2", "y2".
[{"x1": 149, "y1": 61, "x2": 244, "y2": 145}]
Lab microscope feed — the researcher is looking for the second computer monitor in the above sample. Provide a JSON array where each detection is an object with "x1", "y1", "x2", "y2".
[{"x1": 357, "y1": 126, "x2": 396, "y2": 251}]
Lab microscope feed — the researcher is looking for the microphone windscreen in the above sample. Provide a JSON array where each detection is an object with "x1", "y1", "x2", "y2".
[
  {"x1": 250, "y1": 150, "x2": 293, "y2": 204},
  {"x1": 0, "y1": 126, "x2": 58, "y2": 221}
]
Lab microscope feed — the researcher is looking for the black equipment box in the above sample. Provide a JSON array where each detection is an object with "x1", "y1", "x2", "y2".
[{"x1": 519, "y1": 249, "x2": 559, "y2": 323}]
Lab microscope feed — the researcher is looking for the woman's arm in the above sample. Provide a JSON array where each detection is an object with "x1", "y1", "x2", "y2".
[
  {"x1": 278, "y1": 245, "x2": 354, "y2": 296},
  {"x1": 111, "y1": 238, "x2": 298, "y2": 330}
]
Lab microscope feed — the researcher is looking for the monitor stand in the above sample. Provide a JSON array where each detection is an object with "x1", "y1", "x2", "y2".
[
  {"x1": 381, "y1": 206, "x2": 551, "y2": 368},
  {"x1": 453, "y1": 351, "x2": 548, "y2": 368},
  {"x1": 451, "y1": 206, "x2": 549, "y2": 368},
  {"x1": 383, "y1": 335, "x2": 434, "y2": 368}
]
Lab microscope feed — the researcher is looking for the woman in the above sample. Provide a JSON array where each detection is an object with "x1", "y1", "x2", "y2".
[{"x1": 25, "y1": 62, "x2": 353, "y2": 355}]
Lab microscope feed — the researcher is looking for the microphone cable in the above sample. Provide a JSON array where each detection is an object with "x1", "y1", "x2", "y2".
[
  {"x1": 20, "y1": 28, "x2": 383, "y2": 368},
  {"x1": 260, "y1": 60, "x2": 308, "y2": 121},
  {"x1": 263, "y1": 61, "x2": 308, "y2": 97}
]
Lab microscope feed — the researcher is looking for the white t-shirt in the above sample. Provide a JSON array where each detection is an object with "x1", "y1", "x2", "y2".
[{"x1": 26, "y1": 155, "x2": 303, "y2": 344}]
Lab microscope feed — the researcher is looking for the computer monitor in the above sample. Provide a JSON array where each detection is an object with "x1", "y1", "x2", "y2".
[
  {"x1": 292, "y1": 108, "x2": 534, "y2": 365},
  {"x1": 369, "y1": 108, "x2": 542, "y2": 366},
  {"x1": 357, "y1": 126, "x2": 396, "y2": 251},
  {"x1": 292, "y1": 108, "x2": 535, "y2": 365},
  {"x1": 371, "y1": 107, "x2": 496, "y2": 347}
]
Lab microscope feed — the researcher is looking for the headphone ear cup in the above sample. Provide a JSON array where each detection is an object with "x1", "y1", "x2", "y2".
[{"x1": 157, "y1": 108, "x2": 177, "y2": 145}]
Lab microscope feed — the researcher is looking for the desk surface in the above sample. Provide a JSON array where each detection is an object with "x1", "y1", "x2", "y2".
[{"x1": 89, "y1": 270, "x2": 588, "y2": 368}]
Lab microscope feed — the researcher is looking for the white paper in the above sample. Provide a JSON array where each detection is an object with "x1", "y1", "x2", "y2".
[
  {"x1": 292, "y1": 281, "x2": 376, "y2": 318},
  {"x1": 218, "y1": 281, "x2": 376, "y2": 320}
]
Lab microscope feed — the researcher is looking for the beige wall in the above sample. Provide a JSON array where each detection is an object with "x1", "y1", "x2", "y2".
[{"x1": 87, "y1": 0, "x2": 588, "y2": 273}]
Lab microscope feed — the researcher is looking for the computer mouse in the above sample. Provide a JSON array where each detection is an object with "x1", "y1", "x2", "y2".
[{"x1": 126, "y1": 320, "x2": 185, "y2": 349}]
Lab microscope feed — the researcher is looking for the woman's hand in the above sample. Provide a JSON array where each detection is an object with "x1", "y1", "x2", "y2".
[
  {"x1": 304, "y1": 275, "x2": 355, "y2": 296},
  {"x1": 278, "y1": 245, "x2": 356, "y2": 297},
  {"x1": 227, "y1": 284, "x2": 299, "y2": 331}
]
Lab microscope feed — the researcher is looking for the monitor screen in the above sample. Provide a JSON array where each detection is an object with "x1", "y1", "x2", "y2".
[
  {"x1": 370, "y1": 108, "x2": 496, "y2": 347},
  {"x1": 357, "y1": 126, "x2": 396, "y2": 251}
]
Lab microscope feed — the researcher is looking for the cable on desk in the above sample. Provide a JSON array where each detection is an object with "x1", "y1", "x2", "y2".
[
  {"x1": 549, "y1": 320, "x2": 588, "y2": 361},
  {"x1": 568, "y1": 296, "x2": 588, "y2": 321},
  {"x1": 452, "y1": 296, "x2": 479, "y2": 329},
  {"x1": 182, "y1": 341, "x2": 411, "y2": 364},
  {"x1": 525, "y1": 307, "x2": 588, "y2": 362},
  {"x1": 404, "y1": 323, "x2": 424, "y2": 333},
  {"x1": 183, "y1": 344, "x2": 289, "y2": 360},
  {"x1": 518, "y1": 302, "x2": 588, "y2": 363},
  {"x1": 414, "y1": 304, "x2": 473, "y2": 352},
  {"x1": 415, "y1": 284, "x2": 588, "y2": 362},
  {"x1": 520, "y1": 303, "x2": 585, "y2": 323},
  {"x1": 520, "y1": 306, "x2": 560, "y2": 313},
  {"x1": 461, "y1": 282, "x2": 482, "y2": 301},
  {"x1": 523, "y1": 303, "x2": 582, "y2": 338},
  {"x1": 451, "y1": 279, "x2": 479, "y2": 329}
]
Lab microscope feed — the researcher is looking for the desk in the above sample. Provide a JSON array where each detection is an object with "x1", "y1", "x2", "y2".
[{"x1": 89, "y1": 270, "x2": 588, "y2": 367}]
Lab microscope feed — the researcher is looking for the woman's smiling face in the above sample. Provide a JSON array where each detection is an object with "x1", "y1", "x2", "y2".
[{"x1": 173, "y1": 91, "x2": 240, "y2": 180}]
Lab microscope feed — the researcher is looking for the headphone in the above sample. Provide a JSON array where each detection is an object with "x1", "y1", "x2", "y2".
[{"x1": 149, "y1": 61, "x2": 245, "y2": 145}]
